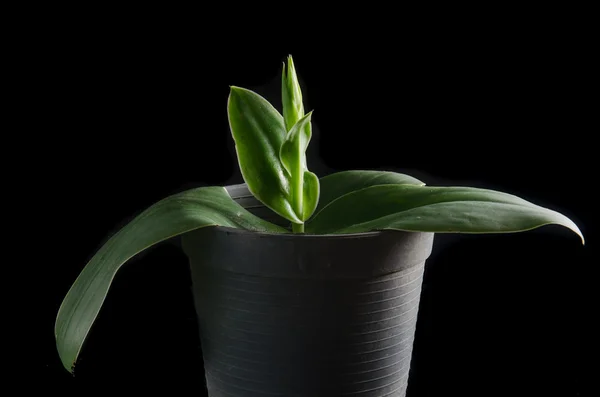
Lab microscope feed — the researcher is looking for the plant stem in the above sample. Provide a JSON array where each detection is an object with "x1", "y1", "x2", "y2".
[
  {"x1": 291, "y1": 156, "x2": 304, "y2": 231},
  {"x1": 292, "y1": 223, "x2": 304, "y2": 233}
]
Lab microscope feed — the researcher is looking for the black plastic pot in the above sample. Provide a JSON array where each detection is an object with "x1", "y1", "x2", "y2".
[{"x1": 182, "y1": 226, "x2": 434, "y2": 397}]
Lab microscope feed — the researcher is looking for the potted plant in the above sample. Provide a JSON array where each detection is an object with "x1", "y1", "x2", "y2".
[{"x1": 55, "y1": 56, "x2": 583, "y2": 396}]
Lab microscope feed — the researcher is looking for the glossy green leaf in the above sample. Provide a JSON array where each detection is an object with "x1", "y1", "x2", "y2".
[
  {"x1": 227, "y1": 86, "x2": 301, "y2": 224},
  {"x1": 305, "y1": 184, "x2": 584, "y2": 243},
  {"x1": 302, "y1": 170, "x2": 320, "y2": 221},
  {"x1": 55, "y1": 186, "x2": 287, "y2": 374},
  {"x1": 280, "y1": 112, "x2": 313, "y2": 177},
  {"x1": 281, "y1": 55, "x2": 304, "y2": 131},
  {"x1": 313, "y1": 170, "x2": 424, "y2": 218},
  {"x1": 279, "y1": 112, "x2": 317, "y2": 222}
]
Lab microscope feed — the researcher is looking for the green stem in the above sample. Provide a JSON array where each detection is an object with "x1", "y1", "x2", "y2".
[
  {"x1": 292, "y1": 158, "x2": 303, "y2": 226},
  {"x1": 292, "y1": 222, "x2": 304, "y2": 233}
]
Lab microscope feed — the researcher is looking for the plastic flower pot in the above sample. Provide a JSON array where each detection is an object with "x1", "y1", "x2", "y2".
[{"x1": 182, "y1": 225, "x2": 434, "y2": 397}]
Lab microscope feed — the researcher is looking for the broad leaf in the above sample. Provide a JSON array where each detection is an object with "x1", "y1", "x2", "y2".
[
  {"x1": 313, "y1": 170, "x2": 424, "y2": 218},
  {"x1": 279, "y1": 112, "x2": 318, "y2": 221},
  {"x1": 305, "y1": 184, "x2": 584, "y2": 243},
  {"x1": 55, "y1": 186, "x2": 287, "y2": 374},
  {"x1": 227, "y1": 86, "x2": 301, "y2": 223}
]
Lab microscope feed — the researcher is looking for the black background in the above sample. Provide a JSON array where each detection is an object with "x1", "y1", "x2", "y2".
[{"x1": 24, "y1": 15, "x2": 597, "y2": 397}]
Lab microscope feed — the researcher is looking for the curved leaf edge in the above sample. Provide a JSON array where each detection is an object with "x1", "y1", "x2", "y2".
[
  {"x1": 307, "y1": 184, "x2": 584, "y2": 244},
  {"x1": 309, "y1": 171, "x2": 425, "y2": 221},
  {"x1": 56, "y1": 223, "x2": 222, "y2": 374},
  {"x1": 55, "y1": 186, "x2": 287, "y2": 374},
  {"x1": 334, "y1": 201, "x2": 584, "y2": 244}
]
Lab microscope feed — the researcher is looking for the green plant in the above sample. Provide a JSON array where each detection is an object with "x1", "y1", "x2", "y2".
[{"x1": 55, "y1": 55, "x2": 584, "y2": 374}]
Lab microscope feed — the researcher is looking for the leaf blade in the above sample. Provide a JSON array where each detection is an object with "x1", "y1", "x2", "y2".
[
  {"x1": 313, "y1": 171, "x2": 424, "y2": 219},
  {"x1": 302, "y1": 170, "x2": 320, "y2": 221},
  {"x1": 279, "y1": 111, "x2": 313, "y2": 177},
  {"x1": 305, "y1": 184, "x2": 584, "y2": 243},
  {"x1": 55, "y1": 186, "x2": 286, "y2": 373},
  {"x1": 227, "y1": 86, "x2": 300, "y2": 223},
  {"x1": 279, "y1": 112, "x2": 316, "y2": 221}
]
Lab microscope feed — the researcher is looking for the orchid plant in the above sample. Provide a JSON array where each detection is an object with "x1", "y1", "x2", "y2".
[{"x1": 55, "y1": 55, "x2": 584, "y2": 374}]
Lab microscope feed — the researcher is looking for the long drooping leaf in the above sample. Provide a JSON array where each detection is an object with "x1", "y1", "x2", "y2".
[
  {"x1": 55, "y1": 187, "x2": 287, "y2": 374},
  {"x1": 227, "y1": 86, "x2": 300, "y2": 223},
  {"x1": 305, "y1": 184, "x2": 584, "y2": 243},
  {"x1": 313, "y1": 171, "x2": 424, "y2": 218}
]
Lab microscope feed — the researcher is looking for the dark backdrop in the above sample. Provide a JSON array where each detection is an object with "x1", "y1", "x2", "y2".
[{"x1": 31, "y1": 22, "x2": 597, "y2": 396}]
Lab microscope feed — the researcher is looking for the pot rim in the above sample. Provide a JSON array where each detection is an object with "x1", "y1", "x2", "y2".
[
  {"x1": 211, "y1": 225, "x2": 427, "y2": 240},
  {"x1": 184, "y1": 226, "x2": 434, "y2": 279}
]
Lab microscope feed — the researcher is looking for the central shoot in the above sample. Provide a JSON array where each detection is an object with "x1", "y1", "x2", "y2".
[{"x1": 228, "y1": 56, "x2": 319, "y2": 233}]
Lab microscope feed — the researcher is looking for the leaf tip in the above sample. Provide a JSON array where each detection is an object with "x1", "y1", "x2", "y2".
[
  {"x1": 58, "y1": 349, "x2": 77, "y2": 375},
  {"x1": 228, "y1": 86, "x2": 249, "y2": 108},
  {"x1": 559, "y1": 216, "x2": 585, "y2": 245},
  {"x1": 577, "y1": 230, "x2": 585, "y2": 245}
]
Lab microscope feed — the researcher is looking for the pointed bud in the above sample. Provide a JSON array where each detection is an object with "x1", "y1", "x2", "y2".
[{"x1": 281, "y1": 55, "x2": 305, "y2": 131}]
